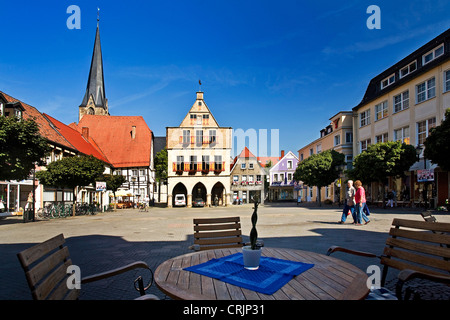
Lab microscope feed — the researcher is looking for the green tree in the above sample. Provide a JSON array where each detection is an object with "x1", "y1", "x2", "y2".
[
  {"x1": 294, "y1": 150, "x2": 345, "y2": 206},
  {"x1": 424, "y1": 108, "x2": 450, "y2": 171},
  {"x1": 100, "y1": 173, "x2": 126, "y2": 210},
  {"x1": 349, "y1": 141, "x2": 417, "y2": 184},
  {"x1": 36, "y1": 155, "x2": 105, "y2": 215},
  {"x1": 155, "y1": 148, "x2": 168, "y2": 203},
  {"x1": 0, "y1": 116, "x2": 50, "y2": 181}
]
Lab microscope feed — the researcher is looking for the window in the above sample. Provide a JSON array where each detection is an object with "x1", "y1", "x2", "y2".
[
  {"x1": 0, "y1": 103, "x2": 3, "y2": 116},
  {"x1": 202, "y1": 155, "x2": 210, "y2": 170},
  {"x1": 248, "y1": 175, "x2": 254, "y2": 182},
  {"x1": 202, "y1": 114, "x2": 209, "y2": 125},
  {"x1": 140, "y1": 170, "x2": 145, "y2": 176},
  {"x1": 444, "y1": 70, "x2": 450, "y2": 93},
  {"x1": 393, "y1": 91, "x2": 409, "y2": 113},
  {"x1": 334, "y1": 135, "x2": 341, "y2": 146},
  {"x1": 422, "y1": 44, "x2": 444, "y2": 65},
  {"x1": 309, "y1": 148, "x2": 313, "y2": 156},
  {"x1": 189, "y1": 156, "x2": 197, "y2": 171},
  {"x1": 209, "y1": 130, "x2": 216, "y2": 144},
  {"x1": 249, "y1": 163, "x2": 254, "y2": 169},
  {"x1": 375, "y1": 132, "x2": 388, "y2": 143},
  {"x1": 182, "y1": 130, "x2": 190, "y2": 144},
  {"x1": 346, "y1": 132, "x2": 353, "y2": 143},
  {"x1": 360, "y1": 138, "x2": 371, "y2": 152},
  {"x1": 416, "y1": 78, "x2": 435, "y2": 103},
  {"x1": 176, "y1": 156, "x2": 184, "y2": 171},
  {"x1": 288, "y1": 173, "x2": 292, "y2": 181},
  {"x1": 316, "y1": 144, "x2": 322, "y2": 154},
  {"x1": 256, "y1": 175, "x2": 262, "y2": 182},
  {"x1": 345, "y1": 155, "x2": 353, "y2": 170},
  {"x1": 274, "y1": 174, "x2": 278, "y2": 182},
  {"x1": 375, "y1": 101, "x2": 388, "y2": 121},
  {"x1": 381, "y1": 74, "x2": 395, "y2": 89},
  {"x1": 241, "y1": 163, "x2": 246, "y2": 169},
  {"x1": 132, "y1": 170, "x2": 138, "y2": 176},
  {"x1": 360, "y1": 109, "x2": 370, "y2": 127},
  {"x1": 190, "y1": 114, "x2": 197, "y2": 125},
  {"x1": 400, "y1": 61, "x2": 417, "y2": 78},
  {"x1": 417, "y1": 118, "x2": 436, "y2": 145},
  {"x1": 300, "y1": 153, "x2": 304, "y2": 161},
  {"x1": 287, "y1": 160, "x2": 293, "y2": 169},
  {"x1": 394, "y1": 126, "x2": 410, "y2": 144},
  {"x1": 214, "y1": 155, "x2": 222, "y2": 171},
  {"x1": 196, "y1": 130, "x2": 203, "y2": 146},
  {"x1": 233, "y1": 175, "x2": 239, "y2": 182}
]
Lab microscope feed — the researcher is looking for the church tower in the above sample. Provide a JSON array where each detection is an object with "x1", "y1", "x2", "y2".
[{"x1": 79, "y1": 18, "x2": 109, "y2": 121}]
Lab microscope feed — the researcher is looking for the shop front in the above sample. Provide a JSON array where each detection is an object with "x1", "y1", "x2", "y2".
[{"x1": 0, "y1": 180, "x2": 34, "y2": 214}]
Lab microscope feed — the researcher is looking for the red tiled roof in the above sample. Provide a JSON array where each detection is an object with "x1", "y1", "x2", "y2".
[
  {"x1": 76, "y1": 115, "x2": 152, "y2": 168},
  {"x1": 0, "y1": 91, "x2": 74, "y2": 150},
  {"x1": 257, "y1": 156, "x2": 281, "y2": 167},
  {"x1": 238, "y1": 147, "x2": 256, "y2": 158},
  {"x1": 43, "y1": 114, "x2": 110, "y2": 164}
]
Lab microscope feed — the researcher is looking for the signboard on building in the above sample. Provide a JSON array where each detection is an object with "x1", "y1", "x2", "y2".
[
  {"x1": 96, "y1": 181, "x2": 106, "y2": 192},
  {"x1": 417, "y1": 169, "x2": 434, "y2": 182}
]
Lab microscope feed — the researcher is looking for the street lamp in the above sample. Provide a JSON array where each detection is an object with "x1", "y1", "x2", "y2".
[{"x1": 415, "y1": 144, "x2": 428, "y2": 209}]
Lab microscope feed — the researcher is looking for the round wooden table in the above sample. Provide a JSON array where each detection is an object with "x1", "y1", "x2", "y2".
[{"x1": 155, "y1": 247, "x2": 369, "y2": 300}]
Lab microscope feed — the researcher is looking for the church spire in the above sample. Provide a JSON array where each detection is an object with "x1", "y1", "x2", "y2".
[{"x1": 80, "y1": 17, "x2": 107, "y2": 112}]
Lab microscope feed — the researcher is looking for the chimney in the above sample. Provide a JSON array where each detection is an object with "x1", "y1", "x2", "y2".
[
  {"x1": 82, "y1": 127, "x2": 89, "y2": 140},
  {"x1": 131, "y1": 126, "x2": 136, "y2": 139},
  {"x1": 281, "y1": 150, "x2": 285, "y2": 158}
]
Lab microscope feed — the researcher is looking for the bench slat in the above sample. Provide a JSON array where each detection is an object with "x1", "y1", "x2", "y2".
[
  {"x1": 386, "y1": 238, "x2": 450, "y2": 259},
  {"x1": 389, "y1": 228, "x2": 450, "y2": 246},
  {"x1": 383, "y1": 247, "x2": 450, "y2": 273}
]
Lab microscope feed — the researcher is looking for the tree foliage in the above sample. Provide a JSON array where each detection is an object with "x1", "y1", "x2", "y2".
[
  {"x1": 99, "y1": 173, "x2": 126, "y2": 210},
  {"x1": 155, "y1": 148, "x2": 168, "y2": 182},
  {"x1": 349, "y1": 141, "x2": 417, "y2": 183},
  {"x1": 0, "y1": 116, "x2": 50, "y2": 181},
  {"x1": 36, "y1": 155, "x2": 105, "y2": 215},
  {"x1": 294, "y1": 150, "x2": 345, "y2": 205},
  {"x1": 424, "y1": 108, "x2": 450, "y2": 171}
]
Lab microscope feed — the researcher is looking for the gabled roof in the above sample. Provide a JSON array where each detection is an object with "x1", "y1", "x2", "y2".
[
  {"x1": 269, "y1": 151, "x2": 299, "y2": 172},
  {"x1": 0, "y1": 90, "x2": 74, "y2": 150},
  {"x1": 43, "y1": 113, "x2": 110, "y2": 164},
  {"x1": 230, "y1": 147, "x2": 265, "y2": 173},
  {"x1": 178, "y1": 91, "x2": 221, "y2": 128},
  {"x1": 75, "y1": 115, "x2": 153, "y2": 168},
  {"x1": 238, "y1": 147, "x2": 256, "y2": 158}
]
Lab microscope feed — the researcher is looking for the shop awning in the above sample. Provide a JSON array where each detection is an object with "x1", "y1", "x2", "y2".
[{"x1": 109, "y1": 190, "x2": 133, "y2": 197}]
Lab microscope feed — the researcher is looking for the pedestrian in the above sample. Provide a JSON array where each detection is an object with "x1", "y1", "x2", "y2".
[
  {"x1": 386, "y1": 190, "x2": 394, "y2": 207},
  {"x1": 354, "y1": 180, "x2": 370, "y2": 225},
  {"x1": 25, "y1": 192, "x2": 33, "y2": 211},
  {"x1": 338, "y1": 180, "x2": 356, "y2": 224}
]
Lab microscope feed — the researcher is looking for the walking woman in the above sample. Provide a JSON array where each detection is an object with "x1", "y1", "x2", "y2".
[
  {"x1": 354, "y1": 180, "x2": 370, "y2": 225},
  {"x1": 339, "y1": 180, "x2": 356, "y2": 224}
]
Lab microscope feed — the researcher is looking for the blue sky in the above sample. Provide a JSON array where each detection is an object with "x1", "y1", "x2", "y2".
[{"x1": 1, "y1": 1, "x2": 450, "y2": 157}]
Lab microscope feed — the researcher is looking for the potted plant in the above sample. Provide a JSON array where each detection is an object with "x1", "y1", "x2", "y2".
[{"x1": 242, "y1": 196, "x2": 262, "y2": 270}]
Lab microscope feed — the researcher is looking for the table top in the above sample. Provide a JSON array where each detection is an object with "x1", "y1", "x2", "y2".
[{"x1": 154, "y1": 247, "x2": 369, "y2": 300}]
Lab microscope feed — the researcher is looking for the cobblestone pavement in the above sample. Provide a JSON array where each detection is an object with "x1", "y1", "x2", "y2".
[{"x1": 1, "y1": 203, "x2": 449, "y2": 300}]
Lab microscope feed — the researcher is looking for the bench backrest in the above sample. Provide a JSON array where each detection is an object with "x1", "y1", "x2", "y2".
[
  {"x1": 193, "y1": 217, "x2": 244, "y2": 251},
  {"x1": 17, "y1": 233, "x2": 79, "y2": 300},
  {"x1": 381, "y1": 218, "x2": 450, "y2": 279}
]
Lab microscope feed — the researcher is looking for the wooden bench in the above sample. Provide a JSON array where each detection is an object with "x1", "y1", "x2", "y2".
[
  {"x1": 17, "y1": 233, "x2": 158, "y2": 300},
  {"x1": 421, "y1": 210, "x2": 437, "y2": 222},
  {"x1": 327, "y1": 218, "x2": 450, "y2": 299},
  {"x1": 191, "y1": 217, "x2": 245, "y2": 251}
]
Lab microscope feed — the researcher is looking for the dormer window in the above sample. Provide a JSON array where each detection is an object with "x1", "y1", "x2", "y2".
[
  {"x1": 381, "y1": 74, "x2": 395, "y2": 89},
  {"x1": 422, "y1": 44, "x2": 444, "y2": 65},
  {"x1": 399, "y1": 61, "x2": 417, "y2": 78}
]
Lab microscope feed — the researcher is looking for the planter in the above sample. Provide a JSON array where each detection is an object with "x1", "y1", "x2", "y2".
[{"x1": 242, "y1": 246, "x2": 261, "y2": 270}]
